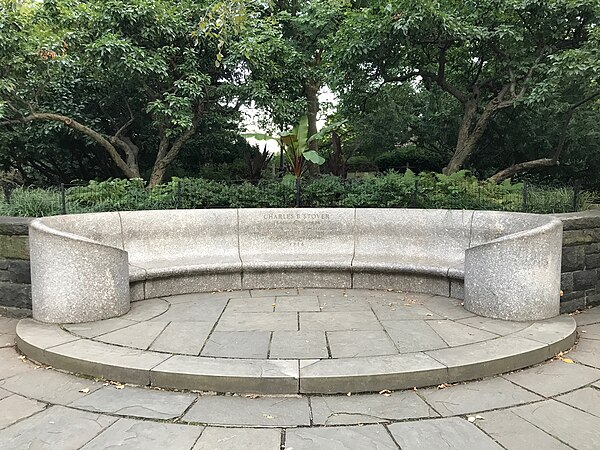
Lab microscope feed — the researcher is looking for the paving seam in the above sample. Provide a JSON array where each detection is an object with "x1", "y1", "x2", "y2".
[
  {"x1": 0, "y1": 402, "x2": 51, "y2": 433},
  {"x1": 144, "y1": 321, "x2": 170, "y2": 351},
  {"x1": 279, "y1": 428, "x2": 286, "y2": 450},
  {"x1": 367, "y1": 303, "x2": 403, "y2": 355},
  {"x1": 553, "y1": 393, "x2": 600, "y2": 419},
  {"x1": 61, "y1": 320, "x2": 139, "y2": 340},
  {"x1": 469, "y1": 417, "x2": 511, "y2": 450},
  {"x1": 508, "y1": 403, "x2": 579, "y2": 450},
  {"x1": 197, "y1": 297, "x2": 232, "y2": 356},
  {"x1": 266, "y1": 331, "x2": 274, "y2": 359},
  {"x1": 381, "y1": 423, "x2": 402, "y2": 449}
]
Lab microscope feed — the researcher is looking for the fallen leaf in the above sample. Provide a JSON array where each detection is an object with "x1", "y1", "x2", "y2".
[
  {"x1": 114, "y1": 384, "x2": 125, "y2": 390},
  {"x1": 262, "y1": 414, "x2": 274, "y2": 419},
  {"x1": 467, "y1": 416, "x2": 476, "y2": 423},
  {"x1": 79, "y1": 388, "x2": 90, "y2": 394},
  {"x1": 379, "y1": 389, "x2": 392, "y2": 396},
  {"x1": 560, "y1": 357, "x2": 574, "y2": 364},
  {"x1": 245, "y1": 394, "x2": 260, "y2": 399},
  {"x1": 437, "y1": 383, "x2": 449, "y2": 389},
  {"x1": 475, "y1": 415, "x2": 485, "y2": 420},
  {"x1": 346, "y1": 392, "x2": 352, "y2": 396}
]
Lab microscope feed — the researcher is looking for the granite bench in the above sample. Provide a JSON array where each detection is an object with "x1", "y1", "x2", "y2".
[{"x1": 29, "y1": 208, "x2": 563, "y2": 324}]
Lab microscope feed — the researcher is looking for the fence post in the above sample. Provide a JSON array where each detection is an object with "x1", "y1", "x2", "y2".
[
  {"x1": 522, "y1": 181, "x2": 528, "y2": 212},
  {"x1": 411, "y1": 179, "x2": 419, "y2": 208},
  {"x1": 60, "y1": 183, "x2": 67, "y2": 215},
  {"x1": 295, "y1": 177, "x2": 301, "y2": 207}
]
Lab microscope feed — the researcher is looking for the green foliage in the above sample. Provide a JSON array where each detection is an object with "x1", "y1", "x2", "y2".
[
  {"x1": 1, "y1": 173, "x2": 592, "y2": 217},
  {"x1": 346, "y1": 155, "x2": 377, "y2": 172}
]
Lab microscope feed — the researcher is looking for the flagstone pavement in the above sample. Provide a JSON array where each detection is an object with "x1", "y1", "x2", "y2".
[{"x1": 2, "y1": 304, "x2": 600, "y2": 449}]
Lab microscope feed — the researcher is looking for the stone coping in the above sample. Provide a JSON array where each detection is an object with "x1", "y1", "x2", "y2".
[
  {"x1": 29, "y1": 208, "x2": 563, "y2": 323},
  {"x1": 15, "y1": 289, "x2": 576, "y2": 395}
]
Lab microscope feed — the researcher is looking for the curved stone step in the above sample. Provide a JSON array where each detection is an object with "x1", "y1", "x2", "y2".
[{"x1": 16, "y1": 315, "x2": 576, "y2": 394}]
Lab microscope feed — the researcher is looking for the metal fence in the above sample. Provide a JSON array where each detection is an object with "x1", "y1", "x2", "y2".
[{"x1": 0, "y1": 177, "x2": 594, "y2": 217}]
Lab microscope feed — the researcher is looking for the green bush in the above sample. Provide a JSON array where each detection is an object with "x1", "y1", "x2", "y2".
[
  {"x1": 0, "y1": 172, "x2": 594, "y2": 217},
  {"x1": 346, "y1": 155, "x2": 377, "y2": 172}
]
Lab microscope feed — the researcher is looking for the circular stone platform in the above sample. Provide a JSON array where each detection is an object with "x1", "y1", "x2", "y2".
[{"x1": 16, "y1": 289, "x2": 576, "y2": 394}]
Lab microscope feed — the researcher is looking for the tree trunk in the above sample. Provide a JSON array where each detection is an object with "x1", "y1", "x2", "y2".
[
  {"x1": 443, "y1": 99, "x2": 478, "y2": 175},
  {"x1": 0, "y1": 112, "x2": 139, "y2": 179},
  {"x1": 488, "y1": 158, "x2": 558, "y2": 184},
  {"x1": 305, "y1": 80, "x2": 321, "y2": 176}
]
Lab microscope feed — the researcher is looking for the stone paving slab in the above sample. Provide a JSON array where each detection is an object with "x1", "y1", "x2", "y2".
[
  {"x1": 578, "y1": 322, "x2": 600, "y2": 340},
  {"x1": 475, "y1": 409, "x2": 571, "y2": 450},
  {"x1": 327, "y1": 330, "x2": 398, "y2": 357},
  {"x1": 96, "y1": 321, "x2": 168, "y2": 350},
  {"x1": 149, "y1": 321, "x2": 213, "y2": 355},
  {"x1": 126, "y1": 298, "x2": 170, "y2": 321},
  {"x1": 510, "y1": 399, "x2": 600, "y2": 450},
  {"x1": 275, "y1": 295, "x2": 320, "y2": 312},
  {"x1": 556, "y1": 387, "x2": 600, "y2": 418},
  {"x1": 81, "y1": 418, "x2": 203, "y2": 450},
  {"x1": 227, "y1": 297, "x2": 275, "y2": 313},
  {"x1": 0, "y1": 367, "x2": 103, "y2": 404},
  {"x1": 457, "y1": 315, "x2": 531, "y2": 335},
  {"x1": 0, "y1": 347, "x2": 37, "y2": 380},
  {"x1": 201, "y1": 331, "x2": 271, "y2": 359},
  {"x1": 0, "y1": 333, "x2": 15, "y2": 348},
  {"x1": 382, "y1": 320, "x2": 448, "y2": 353},
  {"x1": 310, "y1": 391, "x2": 437, "y2": 425},
  {"x1": 215, "y1": 312, "x2": 298, "y2": 332},
  {"x1": 502, "y1": 359, "x2": 600, "y2": 397},
  {"x1": 0, "y1": 405, "x2": 116, "y2": 450},
  {"x1": 193, "y1": 427, "x2": 281, "y2": 450},
  {"x1": 69, "y1": 385, "x2": 196, "y2": 419},
  {"x1": 64, "y1": 318, "x2": 137, "y2": 339},
  {"x1": 426, "y1": 319, "x2": 498, "y2": 346},
  {"x1": 316, "y1": 296, "x2": 372, "y2": 312},
  {"x1": 0, "y1": 317, "x2": 18, "y2": 334},
  {"x1": 388, "y1": 417, "x2": 502, "y2": 449},
  {"x1": 285, "y1": 424, "x2": 398, "y2": 449},
  {"x1": 0, "y1": 394, "x2": 45, "y2": 430},
  {"x1": 184, "y1": 395, "x2": 310, "y2": 427},
  {"x1": 152, "y1": 299, "x2": 227, "y2": 323},
  {"x1": 422, "y1": 377, "x2": 541, "y2": 416},
  {"x1": 250, "y1": 288, "x2": 299, "y2": 297},
  {"x1": 299, "y1": 311, "x2": 382, "y2": 331},
  {"x1": 270, "y1": 331, "x2": 328, "y2": 359},
  {"x1": 569, "y1": 338, "x2": 600, "y2": 368}
]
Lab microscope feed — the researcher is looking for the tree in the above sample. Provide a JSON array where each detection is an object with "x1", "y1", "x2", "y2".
[
  {"x1": 0, "y1": 0, "x2": 256, "y2": 187},
  {"x1": 331, "y1": 0, "x2": 599, "y2": 176}
]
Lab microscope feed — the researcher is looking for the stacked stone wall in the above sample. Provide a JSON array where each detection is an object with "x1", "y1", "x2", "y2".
[
  {"x1": 0, "y1": 217, "x2": 32, "y2": 310},
  {"x1": 556, "y1": 210, "x2": 600, "y2": 313}
]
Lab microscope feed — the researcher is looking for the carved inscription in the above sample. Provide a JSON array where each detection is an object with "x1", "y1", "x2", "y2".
[{"x1": 261, "y1": 212, "x2": 332, "y2": 247}]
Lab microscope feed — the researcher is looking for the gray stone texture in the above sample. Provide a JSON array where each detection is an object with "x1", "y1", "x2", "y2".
[
  {"x1": 475, "y1": 409, "x2": 571, "y2": 450},
  {"x1": 21, "y1": 208, "x2": 594, "y2": 323},
  {"x1": 388, "y1": 417, "x2": 502, "y2": 449},
  {"x1": 502, "y1": 358, "x2": 600, "y2": 397},
  {"x1": 465, "y1": 212, "x2": 563, "y2": 321},
  {"x1": 0, "y1": 394, "x2": 45, "y2": 430},
  {"x1": 510, "y1": 400, "x2": 600, "y2": 450},
  {"x1": 69, "y1": 385, "x2": 196, "y2": 419},
  {"x1": 201, "y1": 331, "x2": 271, "y2": 358},
  {"x1": 0, "y1": 405, "x2": 116, "y2": 450},
  {"x1": 183, "y1": 395, "x2": 310, "y2": 426},
  {"x1": 82, "y1": 418, "x2": 202, "y2": 450},
  {"x1": 269, "y1": 331, "x2": 328, "y2": 359},
  {"x1": 193, "y1": 427, "x2": 280, "y2": 450},
  {"x1": 29, "y1": 215, "x2": 130, "y2": 323},
  {"x1": 422, "y1": 377, "x2": 541, "y2": 416},
  {"x1": 310, "y1": 391, "x2": 437, "y2": 425},
  {"x1": 285, "y1": 424, "x2": 398, "y2": 449}
]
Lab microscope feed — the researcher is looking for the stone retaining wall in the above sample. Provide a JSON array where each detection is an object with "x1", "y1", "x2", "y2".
[
  {"x1": 0, "y1": 217, "x2": 32, "y2": 310},
  {"x1": 556, "y1": 210, "x2": 600, "y2": 313},
  {"x1": 1, "y1": 211, "x2": 599, "y2": 314}
]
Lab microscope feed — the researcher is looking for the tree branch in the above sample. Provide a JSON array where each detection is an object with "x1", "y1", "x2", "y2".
[{"x1": 0, "y1": 112, "x2": 137, "y2": 178}]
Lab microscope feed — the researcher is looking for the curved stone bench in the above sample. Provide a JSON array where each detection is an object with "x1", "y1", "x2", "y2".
[{"x1": 28, "y1": 208, "x2": 563, "y2": 323}]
